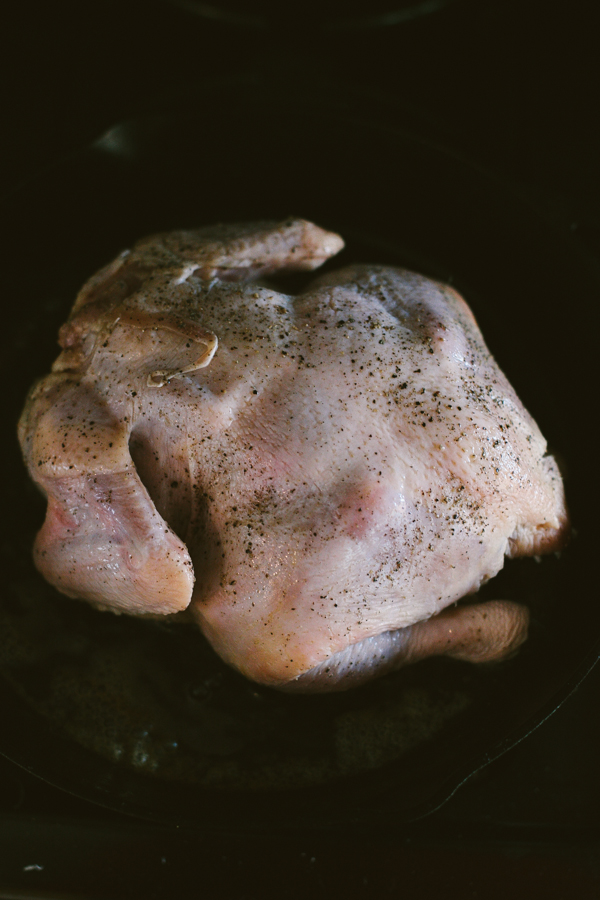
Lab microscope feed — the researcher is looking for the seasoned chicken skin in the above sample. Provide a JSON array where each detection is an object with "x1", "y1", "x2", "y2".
[{"x1": 18, "y1": 219, "x2": 568, "y2": 691}]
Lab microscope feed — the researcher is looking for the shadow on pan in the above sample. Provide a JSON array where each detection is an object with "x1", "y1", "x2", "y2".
[{"x1": 1, "y1": 77, "x2": 598, "y2": 835}]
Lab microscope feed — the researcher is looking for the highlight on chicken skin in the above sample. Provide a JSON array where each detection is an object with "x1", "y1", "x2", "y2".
[{"x1": 18, "y1": 218, "x2": 569, "y2": 692}]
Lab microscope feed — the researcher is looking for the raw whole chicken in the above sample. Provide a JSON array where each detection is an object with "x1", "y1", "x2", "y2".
[{"x1": 18, "y1": 219, "x2": 569, "y2": 691}]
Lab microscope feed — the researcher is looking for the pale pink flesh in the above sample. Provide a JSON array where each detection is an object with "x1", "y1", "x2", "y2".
[
  {"x1": 18, "y1": 219, "x2": 568, "y2": 691},
  {"x1": 284, "y1": 600, "x2": 530, "y2": 692}
]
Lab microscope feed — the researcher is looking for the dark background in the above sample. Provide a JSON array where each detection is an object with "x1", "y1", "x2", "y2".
[
  {"x1": 1, "y1": 1, "x2": 599, "y2": 897},
  {"x1": 4, "y1": 0, "x2": 600, "y2": 231}
]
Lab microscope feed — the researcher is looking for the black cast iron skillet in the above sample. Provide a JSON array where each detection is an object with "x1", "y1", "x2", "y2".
[{"x1": 1, "y1": 77, "x2": 598, "y2": 834}]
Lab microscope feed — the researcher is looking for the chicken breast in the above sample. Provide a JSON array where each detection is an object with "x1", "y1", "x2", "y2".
[{"x1": 18, "y1": 219, "x2": 568, "y2": 691}]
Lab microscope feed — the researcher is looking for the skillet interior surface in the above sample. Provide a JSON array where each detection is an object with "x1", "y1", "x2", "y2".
[{"x1": 1, "y1": 79, "x2": 598, "y2": 833}]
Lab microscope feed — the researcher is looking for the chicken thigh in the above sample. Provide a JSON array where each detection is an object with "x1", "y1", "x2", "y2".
[{"x1": 18, "y1": 219, "x2": 568, "y2": 691}]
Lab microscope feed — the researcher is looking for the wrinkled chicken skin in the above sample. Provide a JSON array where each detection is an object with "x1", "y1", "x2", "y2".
[{"x1": 18, "y1": 219, "x2": 569, "y2": 691}]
